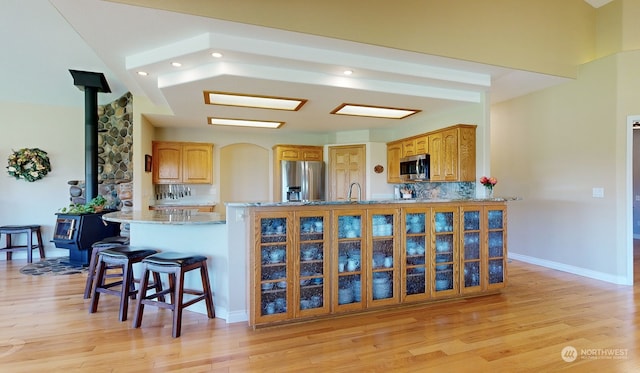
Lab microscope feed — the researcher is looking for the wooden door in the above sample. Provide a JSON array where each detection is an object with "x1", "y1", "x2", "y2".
[
  {"x1": 152, "y1": 141, "x2": 182, "y2": 184},
  {"x1": 328, "y1": 145, "x2": 366, "y2": 201}
]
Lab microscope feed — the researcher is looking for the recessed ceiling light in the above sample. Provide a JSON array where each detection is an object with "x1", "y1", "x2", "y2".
[
  {"x1": 171, "y1": 62, "x2": 182, "y2": 67},
  {"x1": 211, "y1": 52, "x2": 223, "y2": 58},
  {"x1": 331, "y1": 103, "x2": 420, "y2": 119},
  {"x1": 208, "y1": 117, "x2": 284, "y2": 129},
  {"x1": 204, "y1": 91, "x2": 307, "y2": 111},
  {"x1": 137, "y1": 71, "x2": 148, "y2": 76},
  {"x1": 343, "y1": 70, "x2": 353, "y2": 75}
]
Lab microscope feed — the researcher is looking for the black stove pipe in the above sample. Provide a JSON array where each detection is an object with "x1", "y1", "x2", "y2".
[
  {"x1": 69, "y1": 70, "x2": 111, "y2": 202},
  {"x1": 84, "y1": 86, "x2": 99, "y2": 200}
]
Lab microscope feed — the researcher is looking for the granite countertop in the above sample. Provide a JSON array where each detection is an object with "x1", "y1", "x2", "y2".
[
  {"x1": 102, "y1": 210, "x2": 226, "y2": 225},
  {"x1": 226, "y1": 196, "x2": 521, "y2": 208}
]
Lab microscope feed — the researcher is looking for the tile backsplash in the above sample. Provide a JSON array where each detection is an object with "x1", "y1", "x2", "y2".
[{"x1": 400, "y1": 181, "x2": 475, "y2": 199}]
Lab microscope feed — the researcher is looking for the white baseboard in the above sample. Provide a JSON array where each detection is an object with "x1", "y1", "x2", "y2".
[
  {"x1": 225, "y1": 310, "x2": 249, "y2": 324},
  {"x1": 508, "y1": 252, "x2": 632, "y2": 285},
  {"x1": 0, "y1": 248, "x2": 67, "y2": 261},
  {"x1": 185, "y1": 304, "x2": 248, "y2": 324}
]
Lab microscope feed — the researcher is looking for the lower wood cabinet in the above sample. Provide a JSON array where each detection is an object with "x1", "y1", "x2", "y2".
[
  {"x1": 366, "y1": 208, "x2": 400, "y2": 307},
  {"x1": 332, "y1": 209, "x2": 366, "y2": 313},
  {"x1": 249, "y1": 202, "x2": 507, "y2": 327},
  {"x1": 403, "y1": 208, "x2": 430, "y2": 301},
  {"x1": 252, "y1": 211, "x2": 293, "y2": 324},
  {"x1": 431, "y1": 206, "x2": 459, "y2": 297},
  {"x1": 460, "y1": 204, "x2": 508, "y2": 293},
  {"x1": 295, "y1": 211, "x2": 330, "y2": 318}
]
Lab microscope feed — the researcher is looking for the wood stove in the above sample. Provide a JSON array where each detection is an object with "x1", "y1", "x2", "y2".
[
  {"x1": 52, "y1": 211, "x2": 120, "y2": 266},
  {"x1": 52, "y1": 70, "x2": 120, "y2": 266}
]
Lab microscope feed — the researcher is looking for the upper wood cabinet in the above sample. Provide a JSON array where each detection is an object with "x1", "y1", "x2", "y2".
[
  {"x1": 274, "y1": 145, "x2": 323, "y2": 162},
  {"x1": 386, "y1": 142, "x2": 402, "y2": 183},
  {"x1": 429, "y1": 125, "x2": 476, "y2": 182},
  {"x1": 273, "y1": 145, "x2": 324, "y2": 201},
  {"x1": 152, "y1": 141, "x2": 213, "y2": 184},
  {"x1": 402, "y1": 139, "x2": 417, "y2": 157},
  {"x1": 386, "y1": 124, "x2": 476, "y2": 183},
  {"x1": 403, "y1": 136, "x2": 429, "y2": 158},
  {"x1": 416, "y1": 136, "x2": 428, "y2": 155}
]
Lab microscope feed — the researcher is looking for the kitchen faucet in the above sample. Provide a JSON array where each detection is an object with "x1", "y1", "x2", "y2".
[{"x1": 348, "y1": 182, "x2": 362, "y2": 202}]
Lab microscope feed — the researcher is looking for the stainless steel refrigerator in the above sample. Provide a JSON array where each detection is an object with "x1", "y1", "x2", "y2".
[{"x1": 281, "y1": 160, "x2": 325, "y2": 202}]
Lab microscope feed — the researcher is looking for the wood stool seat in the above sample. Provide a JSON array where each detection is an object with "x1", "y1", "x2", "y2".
[
  {"x1": 83, "y1": 236, "x2": 131, "y2": 299},
  {"x1": 90, "y1": 246, "x2": 162, "y2": 322},
  {"x1": 133, "y1": 252, "x2": 215, "y2": 338},
  {"x1": 0, "y1": 225, "x2": 45, "y2": 263}
]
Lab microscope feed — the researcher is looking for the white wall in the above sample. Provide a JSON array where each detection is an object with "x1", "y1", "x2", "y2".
[
  {"x1": 0, "y1": 101, "x2": 86, "y2": 258},
  {"x1": 219, "y1": 143, "x2": 270, "y2": 213},
  {"x1": 492, "y1": 53, "x2": 633, "y2": 284},
  {"x1": 132, "y1": 96, "x2": 170, "y2": 211}
]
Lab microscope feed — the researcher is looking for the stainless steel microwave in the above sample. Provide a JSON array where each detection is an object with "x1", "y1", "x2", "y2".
[{"x1": 399, "y1": 154, "x2": 430, "y2": 181}]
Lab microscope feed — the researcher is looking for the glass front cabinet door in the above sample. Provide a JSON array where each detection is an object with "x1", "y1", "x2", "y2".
[
  {"x1": 431, "y1": 206, "x2": 459, "y2": 297},
  {"x1": 294, "y1": 211, "x2": 330, "y2": 317},
  {"x1": 253, "y1": 211, "x2": 292, "y2": 324},
  {"x1": 367, "y1": 208, "x2": 400, "y2": 307},
  {"x1": 402, "y1": 208, "x2": 430, "y2": 301},
  {"x1": 486, "y1": 205, "x2": 507, "y2": 290},
  {"x1": 460, "y1": 207, "x2": 483, "y2": 293},
  {"x1": 332, "y1": 209, "x2": 366, "y2": 313}
]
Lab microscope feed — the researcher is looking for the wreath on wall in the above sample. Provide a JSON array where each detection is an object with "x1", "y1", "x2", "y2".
[{"x1": 7, "y1": 148, "x2": 51, "y2": 182}]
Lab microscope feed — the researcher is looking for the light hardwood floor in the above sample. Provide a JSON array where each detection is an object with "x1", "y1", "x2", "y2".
[{"x1": 1, "y1": 248, "x2": 639, "y2": 372}]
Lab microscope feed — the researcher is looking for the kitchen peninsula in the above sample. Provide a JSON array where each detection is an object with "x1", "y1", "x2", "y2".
[
  {"x1": 227, "y1": 197, "x2": 510, "y2": 327},
  {"x1": 101, "y1": 210, "x2": 235, "y2": 319},
  {"x1": 103, "y1": 197, "x2": 510, "y2": 326}
]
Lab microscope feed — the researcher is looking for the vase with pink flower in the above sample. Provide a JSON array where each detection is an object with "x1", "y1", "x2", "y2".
[{"x1": 480, "y1": 176, "x2": 498, "y2": 198}]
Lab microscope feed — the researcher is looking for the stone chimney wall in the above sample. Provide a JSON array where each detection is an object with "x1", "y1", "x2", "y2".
[{"x1": 66, "y1": 92, "x2": 134, "y2": 236}]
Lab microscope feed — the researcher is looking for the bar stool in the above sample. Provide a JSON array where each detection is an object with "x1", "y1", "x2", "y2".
[
  {"x1": 133, "y1": 252, "x2": 215, "y2": 338},
  {"x1": 0, "y1": 225, "x2": 45, "y2": 263},
  {"x1": 83, "y1": 236, "x2": 130, "y2": 299},
  {"x1": 90, "y1": 246, "x2": 162, "y2": 322}
]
